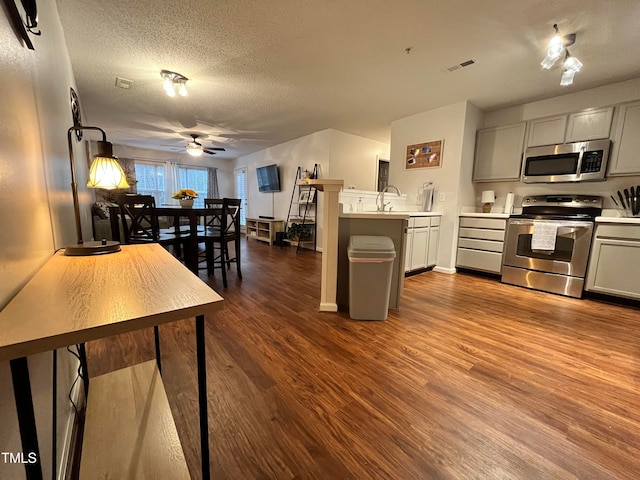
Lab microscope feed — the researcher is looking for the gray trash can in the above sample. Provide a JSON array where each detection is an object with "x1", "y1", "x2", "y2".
[{"x1": 348, "y1": 235, "x2": 396, "y2": 320}]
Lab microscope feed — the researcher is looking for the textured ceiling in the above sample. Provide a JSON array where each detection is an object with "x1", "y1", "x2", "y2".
[{"x1": 55, "y1": 0, "x2": 640, "y2": 160}]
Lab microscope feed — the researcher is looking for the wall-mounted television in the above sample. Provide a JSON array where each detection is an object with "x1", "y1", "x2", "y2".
[{"x1": 256, "y1": 164, "x2": 281, "y2": 192}]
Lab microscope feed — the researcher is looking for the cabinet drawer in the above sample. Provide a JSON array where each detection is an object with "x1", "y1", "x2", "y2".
[
  {"x1": 458, "y1": 227, "x2": 506, "y2": 241},
  {"x1": 413, "y1": 217, "x2": 431, "y2": 228},
  {"x1": 430, "y1": 216, "x2": 440, "y2": 227},
  {"x1": 459, "y1": 217, "x2": 506, "y2": 230},
  {"x1": 595, "y1": 224, "x2": 640, "y2": 240},
  {"x1": 456, "y1": 248, "x2": 503, "y2": 274},
  {"x1": 458, "y1": 238, "x2": 504, "y2": 253}
]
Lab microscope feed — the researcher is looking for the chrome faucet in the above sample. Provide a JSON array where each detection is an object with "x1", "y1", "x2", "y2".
[{"x1": 376, "y1": 185, "x2": 402, "y2": 212}]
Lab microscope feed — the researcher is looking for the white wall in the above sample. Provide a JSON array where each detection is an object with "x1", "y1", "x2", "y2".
[
  {"x1": 476, "y1": 77, "x2": 640, "y2": 213},
  {"x1": 0, "y1": 0, "x2": 83, "y2": 477},
  {"x1": 326, "y1": 130, "x2": 390, "y2": 191},
  {"x1": 389, "y1": 101, "x2": 483, "y2": 271},
  {"x1": 234, "y1": 128, "x2": 389, "y2": 250}
]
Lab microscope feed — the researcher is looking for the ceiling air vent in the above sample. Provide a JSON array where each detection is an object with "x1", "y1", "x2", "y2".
[
  {"x1": 444, "y1": 59, "x2": 477, "y2": 73},
  {"x1": 115, "y1": 77, "x2": 133, "y2": 89}
]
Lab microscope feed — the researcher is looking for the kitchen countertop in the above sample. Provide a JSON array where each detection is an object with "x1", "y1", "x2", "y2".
[
  {"x1": 340, "y1": 211, "x2": 442, "y2": 219},
  {"x1": 459, "y1": 212, "x2": 511, "y2": 218},
  {"x1": 596, "y1": 216, "x2": 640, "y2": 224}
]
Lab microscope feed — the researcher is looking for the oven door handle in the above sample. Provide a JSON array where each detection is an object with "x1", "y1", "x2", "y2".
[{"x1": 508, "y1": 219, "x2": 592, "y2": 229}]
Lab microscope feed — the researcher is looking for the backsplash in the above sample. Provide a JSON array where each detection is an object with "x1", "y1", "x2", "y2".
[{"x1": 339, "y1": 189, "x2": 409, "y2": 212}]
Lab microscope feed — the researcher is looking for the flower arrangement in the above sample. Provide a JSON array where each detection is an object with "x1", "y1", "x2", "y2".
[{"x1": 172, "y1": 189, "x2": 199, "y2": 200}]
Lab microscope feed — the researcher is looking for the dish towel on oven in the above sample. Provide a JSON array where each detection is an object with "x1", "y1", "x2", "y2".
[{"x1": 531, "y1": 221, "x2": 558, "y2": 252}]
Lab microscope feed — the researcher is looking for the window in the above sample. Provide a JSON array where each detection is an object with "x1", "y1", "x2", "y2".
[
  {"x1": 135, "y1": 162, "x2": 165, "y2": 205},
  {"x1": 134, "y1": 162, "x2": 211, "y2": 207},
  {"x1": 234, "y1": 168, "x2": 247, "y2": 226},
  {"x1": 178, "y1": 166, "x2": 208, "y2": 207}
]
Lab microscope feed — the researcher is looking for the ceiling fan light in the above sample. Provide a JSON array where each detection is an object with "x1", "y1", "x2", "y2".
[{"x1": 186, "y1": 142, "x2": 203, "y2": 156}]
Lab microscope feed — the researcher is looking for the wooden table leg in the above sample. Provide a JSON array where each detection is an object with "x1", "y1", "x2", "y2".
[{"x1": 196, "y1": 314, "x2": 210, "y2": 480}]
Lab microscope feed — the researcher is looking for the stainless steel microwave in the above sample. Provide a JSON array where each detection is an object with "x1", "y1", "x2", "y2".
[{"x1": 521, "y1": 139, "x2": 611, "y2": 183}]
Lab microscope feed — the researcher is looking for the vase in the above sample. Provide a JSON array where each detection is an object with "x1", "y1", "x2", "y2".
[{"x1": 179, "y1": 198, "x2": 194, "y2": 208}]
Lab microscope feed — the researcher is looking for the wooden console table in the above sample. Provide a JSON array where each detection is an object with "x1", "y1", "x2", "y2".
[{"x1": 0, "y1": 244, "x2": 223, "y2": 480}]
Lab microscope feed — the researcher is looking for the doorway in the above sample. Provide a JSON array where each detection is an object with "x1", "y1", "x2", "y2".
[{"x1": 377, "y1": 158, "x2": 390, "y2": 192}]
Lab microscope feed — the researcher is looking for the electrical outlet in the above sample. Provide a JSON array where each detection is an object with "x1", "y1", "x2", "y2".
[{"x1": 439, "y1": 192, "x2": 446, "y2": 202}]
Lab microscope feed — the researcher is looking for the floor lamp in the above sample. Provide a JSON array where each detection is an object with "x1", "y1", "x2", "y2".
[{"x1": 65, "y1": 125, "x2": 129, "y2": 256}]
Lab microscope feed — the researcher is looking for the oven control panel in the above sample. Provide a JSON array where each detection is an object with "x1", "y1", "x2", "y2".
[{"x1": 522, "y1": 195, "x2": 602, "y2": 208}]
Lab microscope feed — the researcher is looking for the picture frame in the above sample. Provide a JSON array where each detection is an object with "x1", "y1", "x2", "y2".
[
  {"x1": 299, "y1": 190, "x2": 313, "y2": 204},
  {"x1": 405, "y1": 140, "x2": 443, "y2": 169}
]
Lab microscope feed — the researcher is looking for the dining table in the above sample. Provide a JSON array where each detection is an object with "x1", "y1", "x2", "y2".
[{"x1": 109, "y1": 205, "x2": 221, "y2": 274}]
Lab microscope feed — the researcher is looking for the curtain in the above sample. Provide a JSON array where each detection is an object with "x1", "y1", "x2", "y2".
[
  {"x1": 118, "y1": 157, "x2": 137, "y2": 194},
  {"x1": 208, "y1": 168, "x2": 219, "y2": 199}
]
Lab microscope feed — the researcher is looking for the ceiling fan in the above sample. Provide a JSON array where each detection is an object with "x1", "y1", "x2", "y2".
[{"x1": 186, "y1": 134, "x2": 226, "y2": 157}]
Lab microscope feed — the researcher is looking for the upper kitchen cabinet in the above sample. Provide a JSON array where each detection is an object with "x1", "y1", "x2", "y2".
[
  {"x1": 473, "y1": 122, "x2": 526, "y2": 182},
  {"x1": 527, "y1": 107, "x2": 613, "y2": 147},
  {"x1": 565, "y1": 106, "x2": 613, "y2": 143},
  {"x1": 609, "y1": 100, "x2": 640, "y2": 176},
  {"x1": 527, "y1": 115, "x2": 567, "y2": 147}
]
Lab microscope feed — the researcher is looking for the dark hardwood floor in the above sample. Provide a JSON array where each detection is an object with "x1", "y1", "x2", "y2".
[{"x1": 86, "y1": 237, "x2": 640, "y2": 479}]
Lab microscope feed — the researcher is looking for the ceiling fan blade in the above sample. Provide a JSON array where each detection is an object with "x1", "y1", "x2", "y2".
[
  {"x1": 207, "y1": 147, "x2": 226, "y2": 151},
  {"x1": 203, "y1": 149, "x2": 218, "y2": 155}
]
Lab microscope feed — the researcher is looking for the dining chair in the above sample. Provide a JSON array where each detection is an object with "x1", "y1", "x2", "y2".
[
  {"x1": 115, "y1": 194, "x2": 185, "y2": 256},
  {"x1": 198, "y1": 198, "x2": 242, "y2": 287}
]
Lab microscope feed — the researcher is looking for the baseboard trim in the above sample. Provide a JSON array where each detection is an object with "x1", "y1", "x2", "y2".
[{"x1": 433, "y1": 266, "x2": 456, "y2": 274}]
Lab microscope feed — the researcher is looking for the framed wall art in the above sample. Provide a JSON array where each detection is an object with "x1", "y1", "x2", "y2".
[{"x1": 405, "y1": 140, "x2": 443, "y2": 169}]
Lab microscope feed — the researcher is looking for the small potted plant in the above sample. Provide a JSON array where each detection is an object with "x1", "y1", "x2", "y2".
[
  {"x1": 286, "y1": 223, "x2": 312, "y2": 242},
  {"x1": 172, "y1": 189, "x2": 199, "y2": 208}
]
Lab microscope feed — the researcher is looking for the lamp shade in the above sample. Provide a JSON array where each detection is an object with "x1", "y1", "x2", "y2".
[
  {"x1": 481, "y1": 190, "x2": 496, "y2": 204},
  {"x1": 85, "y1": 140, "x2": 129, "y2": 189},
  {"x1": 87, "y1": 156, "x2": 129, "y2": 189}
]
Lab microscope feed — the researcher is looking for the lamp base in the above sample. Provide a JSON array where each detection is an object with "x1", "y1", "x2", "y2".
[
  {"x1": 482, "y1": 203, "x2": 493, "y2": 213},
  {"x1": 64, "y1": 240, "x2": 121, "y2": 256}
]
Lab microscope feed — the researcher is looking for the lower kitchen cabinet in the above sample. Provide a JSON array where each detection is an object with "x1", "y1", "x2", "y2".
[
  {"x1": 456, "y1": 216, "x2": 507, "y2": 274},
  {"x1": 405, "y1": 216, "x2": 440, "y2": 273},
  {"x1": 586, "y1": 223, "x2": 640, "y2": 300}
]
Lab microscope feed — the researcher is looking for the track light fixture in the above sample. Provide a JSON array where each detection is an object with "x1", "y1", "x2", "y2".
[
  {"x1": 160, "y1": 70, "x2": 188, "y2": 97},
  {"x1": 540, "y1": 24, "x2": 582, "y2": 86}
]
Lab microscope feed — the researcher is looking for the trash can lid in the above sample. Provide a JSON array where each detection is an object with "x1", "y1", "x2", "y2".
[{"x1": 347, "y1": 235, "x2": 396, "y2": 259}]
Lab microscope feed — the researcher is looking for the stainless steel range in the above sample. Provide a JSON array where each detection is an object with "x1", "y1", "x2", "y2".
[{"x1": 501, "y1": 194, "x2": 602, "y2": 298}]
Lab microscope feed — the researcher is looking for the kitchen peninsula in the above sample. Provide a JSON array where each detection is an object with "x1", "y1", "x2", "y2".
[{"x1": 337, "y1": 207, "x2": 442, "y2": 312}]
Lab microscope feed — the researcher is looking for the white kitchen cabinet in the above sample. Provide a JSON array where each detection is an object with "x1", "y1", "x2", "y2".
[
  {"x1": 404, "y1": 227, "x2": 414, "y2": 272},
  {"x1": 527, "y1": 114, "x2": 567, "y2": 147},
  {"x1": 411, "y1": 227, "x2": 429, "y2": 270},
  {"x1": 427, "y1": 223, "x2": 440, "y2": 267},
  {"x1": 586, "y1": 223, "x2": 640, "y2": 300},
  {"x1": 405, "y1": 216, "x2": 440, "y2": 273},
  {"x1": 456, "y1": 216, "x2": 507, "y2": 274},
  {"x1": 473, "y1": 122, "x2": 526, "y2": 182},
  {"x1": 609, "y1": 100, "x2": 640, "y2": 176},
  {"x1": 565, "y1": 106, "x2": 613, "y2": 143}
]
